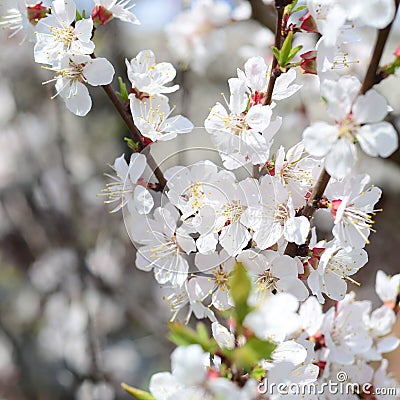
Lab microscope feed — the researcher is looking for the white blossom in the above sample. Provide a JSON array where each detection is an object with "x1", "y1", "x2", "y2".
[
  {"x1": 102, "y1": 153, "x2": 154, "y2": 214},
  {"x1": 130, "y1": 204, "x2": 196, "y2": 287},
  {"x1": 126, "y1": 50, "x2": 179, "y2": 96},
  {"x1": 34, "y1": 0, "x2": 95, "y2": 65},
  {"x1": 42, "y1": 54, "x2": 114, "y2": 116},
  {"x1": 92, "y1": 0, "x2": 140, "y2": 25},
  {"x1": 130, "y1": 95, "x2": 193, "y2": 142},
  {"x1": 303, "y1": 76, "x2": 398, "y2": 179}
]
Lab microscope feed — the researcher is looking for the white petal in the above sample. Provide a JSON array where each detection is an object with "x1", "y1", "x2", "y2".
[
  {"x1": 228, "y1": 77, "x2": 247, "y2": 114},
  {"x1": 65, "y1": 82, "x2": 92, "y2": 117},
  {"x1": 272, "y1": 341, "x2": 307, "y2": 365},
  {"x1": 149, "y1": 372, "x2": 180, "y2": 400},
  {"x1": 136, "y1": 50, "x2": 156, "y2": 71},
  {"x1": 128, "y1": 153, "x2": 147, "y2": 182},
  {"x1": 113, "y1": 154, "x2": 128, "y2": 179},
  {"x1": 308, "y1": 270, "x2": 325, "y2": 304},
  {"x1": 212, "y1": 289, "x2": 232, "y2": 311},
  {"x1": 324, "y1": 139, "x2": 356, "y2": 179},
  {"x1": 245, "y1": 104, "x2": 272, "y2": 132},
  {"x1": 133, "y1": 186, "x2": 154, "y2": 215},
  {"x1": 324, "y1": 269, "x2": 347, "y2": 301},
  {"x1": 360, "y1": 0, "x2": 396, "y2": 29},
  {"x1": 375, "y1": 270, "x2": 400, "y2": 304},
  {"x1": 219, "y1": 222, "x2": 250, "y2": 256},
  {"x1": 321, "y1": 76, "x2": 361, "y2": 120},
  {"x1": 303, "y1": 122, "x2": 337, "y2": 157},
  {"x1": 244, "y1": 56, "x2": 268, "y2": 91},
  {"x1": 353, "y1": 89, "x2": 388, "y2": 124},
  {"x1": 69, "y1": 39, "x2": 95, "y2": 57},
  {"x1": 211, "y1": 322, "x2": 235, "y2": 350},
  {"x1": 253, "y1": 221, "x2": 283, "y2": 250},
  {"x1": 276, "y1": 278, "x2": 309, "y2": 301},
  {"x1": 357, "y1": 122, "x2": 398, "y2": 158},
  {"x1": 270, "y1": 255, "x2": 298, "y2": 278},
  {"x1": 152, "y1": 62, "x2": 177, "y2": 86},
  {"x1": 110, "y1": 4, "x2": 140, "y2": 24},
  {"x1": 84, "y1": 57, "x2": 115, "y2": 86},
  {"x1": 284, "y1": 216, "x2": 310, "y2": 245},
  {"x1": 369, "y1": 306, "x2": 396, "y2": 336},
  {"x1": 53, "y1": 0, "x2": 76, "y2": 25},
  {"x1": 377, "y1": 336, "x2": 399, "y2": 354},
  {"x1": 75, "y1": 18, "x2": 94, "y2": 43},
  {"x1": 196, "y1": 233, "x2": 218, "y2": 254},
  {"x1": 273, "y1": 68, "x2": 301, "y2": 101},
  {"x1": 164, "y1": 115, "x2": 194, "y2": 135}
]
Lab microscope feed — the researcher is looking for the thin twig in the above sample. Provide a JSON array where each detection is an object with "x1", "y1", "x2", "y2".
[
  {"x1": 100, "y1": 84, "x2": 167, "y2": 189},
  {"x1": 247, "y1": 0, "x2": 276, "y2": 32},
  {"x1": 0, "y1": 317, "x2": 40, "y2": 400},
  {"x1": 360, "y1": 0, "x2": 400, "y2": 95},
  {"x1": 253, "y1": 0, "x2": 287, "y2": 178},
  {"x1": 284, "y1": 3, "x2": 400, "y2": 257},
  {"x1": 264, "y1": 3, "x2": 285, "y2": 106}
]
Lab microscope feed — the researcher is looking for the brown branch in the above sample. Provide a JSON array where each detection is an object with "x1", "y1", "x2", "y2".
[
  {"x1": 264, "y1": 2, "x2": 285, "y2": 106},
  {"x1": 284, "y1": 4, "x2": 399, "y2": 257},
  {"x1": 247, "y1": 0, "x2": 276, "y2": 32},
  {"x1": 253, "y1": 1, "x2": 288, "y2": 179},
  {"x1": 0, "y1": 317, "x2": 40, "y2": 400},
  {"x1": 360, "y1": 0, "x2": 400, "y2": 95},
  {"x1": 101, "y1": 84, "x2": 167, "y2": 189}
]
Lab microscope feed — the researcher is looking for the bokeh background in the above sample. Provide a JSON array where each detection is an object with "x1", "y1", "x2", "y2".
[{"x1": 0, "y1": 0, "x2": 399, "y2": 399}]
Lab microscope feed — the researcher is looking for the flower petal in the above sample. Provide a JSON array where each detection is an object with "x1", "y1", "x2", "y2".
[
  {"x1": 84, "y1": 57, "x2": 115, "y2": 86},
  {"x1": 356, "y1": 122, "x2": 398, "y2": 158},
  {"x1": 303, "y1": 122, "x2": 338, "y2": 157}
]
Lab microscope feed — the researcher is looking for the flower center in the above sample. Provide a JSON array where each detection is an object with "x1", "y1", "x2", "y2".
[
  {"x1": 223, "y1": 114, "x2": 248, "y2": 136},
  {"x1": 274, "y1": 203, "x2": 289, "y2": 225},
  {"x1": 212, "y1": 267, "x2": 230, "y2": 288},
  {"x1": 222, "y1": 201, "x2": 245, "y2": 223},
  {"x1": 256, "y1": 270, "x2": 277, "y2": 292},
  {"x1": 337, "y1": 118, "x2": 358, "y2": 141},
  {"x1": 279, "y1": 160, "x2": 313, "y2": 187},
  {"x1": 50, "y1": 25, "x2": 77, "y2": 49}
]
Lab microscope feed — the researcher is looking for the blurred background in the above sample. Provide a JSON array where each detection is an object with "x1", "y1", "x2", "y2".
[{"x1": 0, "y1": 0, "x2": 400, "y2": 398}]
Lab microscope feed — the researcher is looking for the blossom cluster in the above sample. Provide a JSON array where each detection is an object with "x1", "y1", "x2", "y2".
[
  {"x1": 1, "y1": 0, "x2": 400, "y2": 398},
  {"x1": 140, "y1": 269, "x2": 399, "y2": 400}
]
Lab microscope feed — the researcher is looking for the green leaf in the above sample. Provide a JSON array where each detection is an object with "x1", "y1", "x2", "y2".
[
  {"x1": 230, "y1": 337, "x2": 275, "y2": 372},
  {"x1": 251, "y1": 365, "x2": 267, "y2": 380},
  {"x1": 121, "y1": 383, "x2": 155, "y2": 400},
  {"x1": 117, "y1": 76, "x2": 129, "y2": 102},
  {"x1": 284, "y1": 0, "x2": 298, "y2": 15},
  {"x1": 124, "y1": 137, "x2": 140, "y2": 151},
  {"x1": 279, "y1": 31, "x2": 294, "y2": 67},
  {"x1": 292, "y1": 5, "x2": 307, "y2": 13},
  {"x1": 272, "y1": 46, "x2": 281, "y2": 64},
  {"x1": 229, "y1": 262, "x2": 252, "y2": 329},
  {"x1": 75, "y1": 9, "x2": 86, "y2": 21},
  {"x1": 196, "y1": 322, "x2": 210, "y2": 342},
  {"x1": 287, "y1": 45, "x2": 303, "y2": 64},
  {"x1": 168, "y1": 322, "x2": 218, "y2": 353}
]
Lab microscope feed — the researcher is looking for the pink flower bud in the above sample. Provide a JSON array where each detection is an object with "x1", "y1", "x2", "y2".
[
  {"x1": 330, "y1": 199, "x2": 342, "y2": 219},
  {"x1": 299, "y1": 12, "x2": 318, "y2": 33},
  {"x1": 394, "y1": 44, "x2": 400, "y2": 58},
  {"x1": 250, "y1": 90, "x2": 267, "y2": 106},
  {"x1": 91, "y1": 5, "x2": 114, "y2": 26},
  {"x1": 300, "y1": 50, "x2": 317, "y2": 75},
  {"x1": 27, "y1": 2, "x2": 49, "y2": 26}
]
